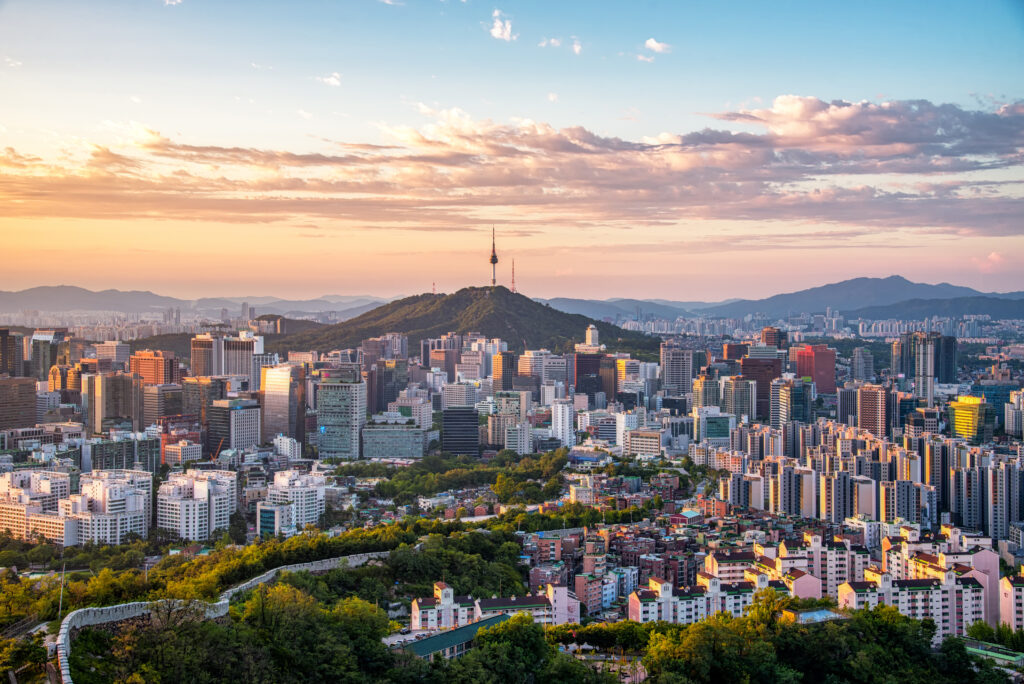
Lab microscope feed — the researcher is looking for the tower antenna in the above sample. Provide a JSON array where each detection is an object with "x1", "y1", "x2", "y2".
[
  {"x1": 432, "y1": 281, "x2": 436, "y2": 295},
  {"x1": 489, "y1": 225, "x2": 498, "y2": 287},
  {"x1": 511, "y1": 259, "x2": 517, "y2": 294}
]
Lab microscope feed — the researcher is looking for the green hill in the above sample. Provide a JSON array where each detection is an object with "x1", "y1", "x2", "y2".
[{"x1": 267, "y1": 286, "x2": 659, "y2": 359}]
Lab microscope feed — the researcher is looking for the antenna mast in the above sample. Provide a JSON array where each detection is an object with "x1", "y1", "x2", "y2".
[
  {"x1": 511, "y1": 259, "x2": 517, "y2": 294},
  {"x1": 489, "y1": 225, "x2": 498, "y2": 287}
]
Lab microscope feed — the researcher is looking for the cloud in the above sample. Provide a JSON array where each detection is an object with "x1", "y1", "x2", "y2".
[
  {"x1": 4, "y1": 57, "x2": 22, "y2": 67},
  {"x1": 316, "y1": 72, "x2": 342, "y2": 87},
  {"x1": 163, "y1": 0, "x2": 182, "y2": 5},
  {"x1": 538, "y1": 38, "x2": 562, "y2": 47},
  {"x1": 644, "y1": 38, "x2": 670, "y2": 53},
  {"x1": 297, "y1": 109, "x2": 313, "y2": 120},
  {"x1": 572, "y1": 38, "x2": 581, "y2": 55},
  {"x1": 489, "y1": 9, "x2": 516, "y2": 41},
  {"x1": 250, "y1": 62, "x2": 273, "y2": 71},
  {"x1": 636, "y1": 54, "x2": 654, "y2": 63},
  {"x1": 972, "y1": 251, "x2": 1006, "y2": 273},
  {"x1": 547, "y1": 93, "x2": 558, "y2": 102},
  {"x1": 1, "y1": 96, "x2": 1021, "y2": 241}
]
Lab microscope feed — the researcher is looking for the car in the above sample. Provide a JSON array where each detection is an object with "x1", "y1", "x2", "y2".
[{"x1": 399, "y1": 627, "x2": 411, "y2": 635}]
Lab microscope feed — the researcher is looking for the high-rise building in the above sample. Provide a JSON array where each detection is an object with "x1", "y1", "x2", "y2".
[
  {"x1": 721, "y1": 376, "x2": 756, "y2": 423},
  {"x1": 794, "y1": 344, "x2": 836, "y2": 394},
  {"x1": 0, "y1": 329, "x2": 24, "y2": 377},
  {"x1": 182, "y1": 376, "x2": 228, "y2": 429},
  {"x1": 261, "y1": 363, "x2": 307, "y2": 445},
  {"x1": 739, "y1": 356, "x2": 782, "y2": 421},
  {"x1": 82, "y1": 372, "x2": 145, "y2": 435},
  {"x1": 30, "y1": 329, "x2": 70, "y2": 380},
  {"x1": 317, "y1": 365, "x2": 366, "y2": 460},
  {"x1": 442, "y1": 405, "x2": 479, "y2": 455},
  {"x1": 0, "y1": 377, "x2": 36, "y2": 429},
  {"x1": 142, "y1": 383, "x2": 183, "y2": 428},
  {"x1": 660, "y1": 343, "x2": 693, "y2": 396},
  {"x1": 851, "y1": 348, "x2": 874, "y2": 382},
  {"x1": 573, "y1": 352, "x2": 604, "y2": 402},
  {"x1": 857, "y1": 384, "x2": 889, "y2": 439},
  {"x1": 585, "y1": 325, "x2": 599, "y2": 347},
  {"x1": 722, "y1": 343, "x2": 749, "y2": 361},
  {"x1": 429, "y1": 348, "x2": 459, "y2": 380},
  {"x1": 492, "y1": 351, "x2": 517, "y2": 392},
  {"x1": 190, "y1": 334, "x2": 224, "y2": 377},
  {"x1": 370, "y1": 358, "x2": 409, "y2": 413},
  {"x1": 157, "y1": 469, "x2": 236, "y2": 541},
  {"x1": 551, "y1": 399, "x2": 576, "y2": 448},
  {"x1": 771, "y1": 377, "x2": 812, "y2": 429},
  {"x1": 223, "y1": 332, "x2": 263, "y2": 388},
  {"x1": 95, "y1": 341, "x2": 131, "y2": 370},
  {"x1": 129, "y1": 349, "x2": 179, "y2": 385},
  {"x1": 947, "y1": 396, "x2": 995, "y2": 445},
  {"x1": 208, "y1": 398, "x2": 261, "y2": 452},
  {"x1": 914, "y1": 333, "x2": 936, "y2": 407},
  {"x1": 760, "y1": 327, "x2": 788, "y2": 349}
]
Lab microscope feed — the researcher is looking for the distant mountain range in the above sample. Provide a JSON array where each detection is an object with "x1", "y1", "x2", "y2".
[
  {"x1": 539, "y1": 276, "x2": 1024, "y2": 320},
  {"x1": 3, "y1": 277, "x2": 1023, "y2": 321},
  {"x1": 0, "y1": 285, "x2": 391, "y2": 317},
  {"x1": 268, "y1": 286, "x2": 659, "y2": 356}
]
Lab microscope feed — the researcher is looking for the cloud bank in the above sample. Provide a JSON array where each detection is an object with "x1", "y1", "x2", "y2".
[{"x1": 1, "y1": 96, "x2": 1021, "y2": 240}]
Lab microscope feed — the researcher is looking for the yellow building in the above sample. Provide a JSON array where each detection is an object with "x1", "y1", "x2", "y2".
[{"x1": 947, "y1": 396, "x2": 994, "y2": 445}]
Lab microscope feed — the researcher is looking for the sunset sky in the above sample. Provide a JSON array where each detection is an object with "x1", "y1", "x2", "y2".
[{"x1": 2, "y1": 0, "x2": 1023, "y2": 300}]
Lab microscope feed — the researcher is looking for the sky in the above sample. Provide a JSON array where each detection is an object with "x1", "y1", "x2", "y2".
[{"x1": 1, "y1": 0, "x2": 1023, "y2": 301}]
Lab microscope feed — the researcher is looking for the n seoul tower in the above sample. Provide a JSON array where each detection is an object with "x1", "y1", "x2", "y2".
[{"x1": 489, "y1": 225, "x2": 498, "y2": 287}]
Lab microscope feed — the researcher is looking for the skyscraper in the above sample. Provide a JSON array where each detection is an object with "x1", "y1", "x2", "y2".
[
  {"x1": 0, "y1": 377, "x2": 36, "y2": 429},
  {"x1": 851, "y1": 347, "x2": 874, "y2": 382},
  {"x1": 493, "y1": 351, "x2": 517, "y2": 392},
  {"x1": 760, "y1": 327, "x2": 788, "y2": 349},
  {"x1": 261, "y1": 363, "x2": 307, "y2": 445},
  {"x1": 793, "y1": 344, "x2": 836, "y2": 394},
  {"x1": 30, "y1": 329, "x2": 70, "y2": 380},
  {"x1": 317, "y1": 365, "x2": 366, "y2": 460},
  {"x1": 442, "y1": 405, "x2": 480, "y2": 456},
  {"x1": 129, "y1": 349, "x2": 179, "y2": 385},
  {"x1": 660, "y1": 342, "x2": 693, "y2": 396},
  {"x1": 857, "y1": 384, "x2": 889, "y2": 439},
  {"x1": 739, "y1": 356, "x2": 782, "y2": 421},
  {"x1": 914, "y1": 334, "x2": 936, "y2": 407},
  {"x1": 223, "y1": 332, "x2": 263, "y2": 387},
  {"x1": 208, "y1": 398, "x2": 262, "y2": 452},
  {"x1": 0, "y1": 329, "x2": 23, "y2": 377},
  {"x1": 190, "y1": 334, "x2": 224, "y2": 377},
  {"x1": 551, "y1": 399, "x2": 576, "y2": 448}
]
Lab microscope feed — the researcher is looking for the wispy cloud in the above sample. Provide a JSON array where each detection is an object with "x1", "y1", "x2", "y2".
[
  {"x1": 297, "y1": 109, "x2": 313, "y2": 120},
  {"x1": 489, "y1": 9, "x2": 516, "y2": 42},
  {"x1": 538, "y1": 38, "x2": 561, "y2": 48},
  {"x1": 547, "y1": 93, "x2": 558, "y2": 102},
  {"x1": 571, "y1": 38, "x2": 582, "y2": 55},
  {"x1": 316, "y1": 72, "x2": 341, "y2": 87},
  {"x1": 4, "y1": 57, "x2": 22, "y2": 67},
  {"x1": 250, "y1": 62, "x2": 273, "y2": 71},
  {"x1": 163, "y1": 0, "x2": 182, "y2": 5},
  {"x1": 644, "y1": 37, "x2": 671, "y2": 53},
  {"x1": 636, "y1": 54, "x2": 654, "y2": 63}
]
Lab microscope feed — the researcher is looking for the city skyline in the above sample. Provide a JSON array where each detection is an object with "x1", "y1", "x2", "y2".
[{"x1": 1, "y1": 1, "x2": 1023, "y2": 298}]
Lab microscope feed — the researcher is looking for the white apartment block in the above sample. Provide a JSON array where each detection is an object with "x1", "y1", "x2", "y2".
[
  {"x1": 0, "y1": 469, "x2": 151, "y2": 546},
  {"x1": 157, "y1": 470, "x2": 237, "y2": 541},
  {"x1": 838, "y1": 571, "x2": 984, "y2": 643},
  {"x1": 266, "y1": 470, "x2": 325, "y2": 530},
  {"x1": 165, "y1": 440, "x2": 203, "y2": 466},
  {"x1": 411, "y1": 581, "x2": 580, "y2": 631}
]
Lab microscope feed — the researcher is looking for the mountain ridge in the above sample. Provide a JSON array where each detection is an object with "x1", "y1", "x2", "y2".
[{"x1": 267, "y1": 286, "x2": 660, "y2": 358}]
